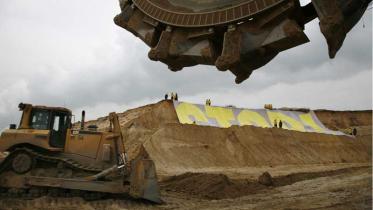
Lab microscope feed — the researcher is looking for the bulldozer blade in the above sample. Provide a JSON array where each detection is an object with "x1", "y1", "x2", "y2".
[
  {"x1": 129, "y1": 146, "x2": 161, "y2": 203},
  {"x1": 312, "y1": 0, "x2": 371, "y2": 58}
]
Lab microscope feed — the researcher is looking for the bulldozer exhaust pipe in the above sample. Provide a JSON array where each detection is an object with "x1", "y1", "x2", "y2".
[{"x1": 81, "y1": 110, "x2": 85, "y2": 130}]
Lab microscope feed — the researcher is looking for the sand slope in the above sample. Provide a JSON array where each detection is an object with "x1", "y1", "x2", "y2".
[{"x1": 84, "y1": 100, "x2": 371, "y2": 178}]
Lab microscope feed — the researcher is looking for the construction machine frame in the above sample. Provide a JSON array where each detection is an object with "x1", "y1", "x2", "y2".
[{"x1": 0, "y1": 103, "x2": 161, "y2": 203}]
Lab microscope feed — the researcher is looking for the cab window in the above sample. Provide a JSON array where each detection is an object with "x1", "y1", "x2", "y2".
[
  {"x1": 53, "y1": 116, "x2": 60, "y2": 131},
  {"x1": 30, "y1": 110, "x2": 50, "y2": 130},
  {"x1": 52, "y1": 113, "x2": 69, "y2": 131}
]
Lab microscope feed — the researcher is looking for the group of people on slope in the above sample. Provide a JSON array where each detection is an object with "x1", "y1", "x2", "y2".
[
  {"x1": 165, "y1": 92, "x2": 178, "y2": 101},
  {"x1": 273, "y1": 119, "x2": 283, "y2": 129},
  {"x1": 163, "y1": 95, "x2": 290, "y2": 130},
  {"x1": 205, "y1": 99, "x2": 212, "y2": 106}
]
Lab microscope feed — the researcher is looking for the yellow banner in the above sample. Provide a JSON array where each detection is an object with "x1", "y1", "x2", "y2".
[{"x1": 173, "y1": 101, "x2": 342, "y2": 135}]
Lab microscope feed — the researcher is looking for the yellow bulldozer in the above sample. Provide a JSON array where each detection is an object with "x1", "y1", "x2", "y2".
[{"x1": 0, "y1": 103, "x2": 161, "y2": 203}]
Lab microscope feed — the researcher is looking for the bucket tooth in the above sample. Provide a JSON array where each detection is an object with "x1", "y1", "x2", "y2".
[
  {"x1": 215, "y1": 26, "x2": 242, "y2": 71},
  {"x1": 312, "y1": 0, "x2": 371, "y2": 58},
  {"x1": 148, "y1": 27, "x2": 172, "y2": 61}
]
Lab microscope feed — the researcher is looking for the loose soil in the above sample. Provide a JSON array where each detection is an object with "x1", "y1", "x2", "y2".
[
  {"x1": 160, "y1": 166, "x2": 371, "y2": 200},
  {"x1": 0, "y1": 166, "x2": 371, "y2": 210}
]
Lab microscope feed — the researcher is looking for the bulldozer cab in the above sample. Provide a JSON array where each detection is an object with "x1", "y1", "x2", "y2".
[
  {"x1": 0, "y1": 103, "x2": 161, "y2": 203},
  {"x1": 19, "y1": 103, "x2": 72, "y2": 149}
]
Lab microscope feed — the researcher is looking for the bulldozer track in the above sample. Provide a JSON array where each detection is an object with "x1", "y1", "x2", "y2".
[
  {"x1": 0, "y1": 147, "x2": 102, "y2": 175},
  {"x1": 0, "y1": 186, "x2": 108, "y2": 201},
  {"x1": 133, "y1": 0, "x2": 286, "y2": 27},
  {"x1": 0, "y1": 148, "x2": 120, "y2": 201}
]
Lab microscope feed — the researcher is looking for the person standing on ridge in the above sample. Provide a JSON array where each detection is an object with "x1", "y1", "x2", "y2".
[
  {"x1": 279, "y1": 120, "x2": 283, "y2": 129},
  {"x1": 165, "y1": 93, "x2": 168, "y2": 100}
]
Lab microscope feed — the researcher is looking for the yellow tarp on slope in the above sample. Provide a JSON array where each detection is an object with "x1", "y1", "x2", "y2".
[{"x1": 173, "y1": 101, "x2": 342, "y2": 135}]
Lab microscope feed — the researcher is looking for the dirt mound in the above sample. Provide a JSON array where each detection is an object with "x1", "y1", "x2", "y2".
[
  {"x1": 0, "y1": 166, "x2": 370, "y2": 210},
  {"x1": 162, "y1": 172, "x2": 265, "y2": 199},
  {"x1": 84, "y1": 100, "x2": 371, "y2": 178},
  {"x1": 161, "y1": 166, "x2": 372, "y2": 200},
  {"x1": 272, "y1": 166, "x2": 370, "y2": 187},
  {"x1": 141, "y1": 123, "x2": 371, "y2": 177},
  {"x1": 258, "y1": 172, "x2": 273, "y2": 186},
  {"x1": 315, "y1": 110, "x2": 372, "y2": 130}
]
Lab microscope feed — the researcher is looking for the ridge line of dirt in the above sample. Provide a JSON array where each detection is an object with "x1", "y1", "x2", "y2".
[{"x1": 161, "y1": 166, "x2": 372, "y2": 200}]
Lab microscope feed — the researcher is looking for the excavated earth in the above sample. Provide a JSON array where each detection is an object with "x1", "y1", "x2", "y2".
[{"x1": 0, "y1": 100, "x2": 371, "y2": 210}]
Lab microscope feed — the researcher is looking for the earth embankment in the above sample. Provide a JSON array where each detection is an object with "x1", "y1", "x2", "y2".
[{"x1": 85, "y1": 100, "x2": 371, "y2": 178}]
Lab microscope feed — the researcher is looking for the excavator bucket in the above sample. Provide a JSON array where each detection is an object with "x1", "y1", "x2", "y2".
[
  {"x1": 312, "y1": 0, "x2": 371, "y2": 58},
  {"x1": 114, "y1": 0, "x2": 371, "y2": 83},
  {"x1": 129, "y1": 146, "x2": 161, "y2": 203}
]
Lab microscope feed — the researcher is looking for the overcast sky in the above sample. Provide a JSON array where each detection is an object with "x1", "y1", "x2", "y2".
[{"x1": 0, "y1": 0, "x2": 372, "y2": 130}]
